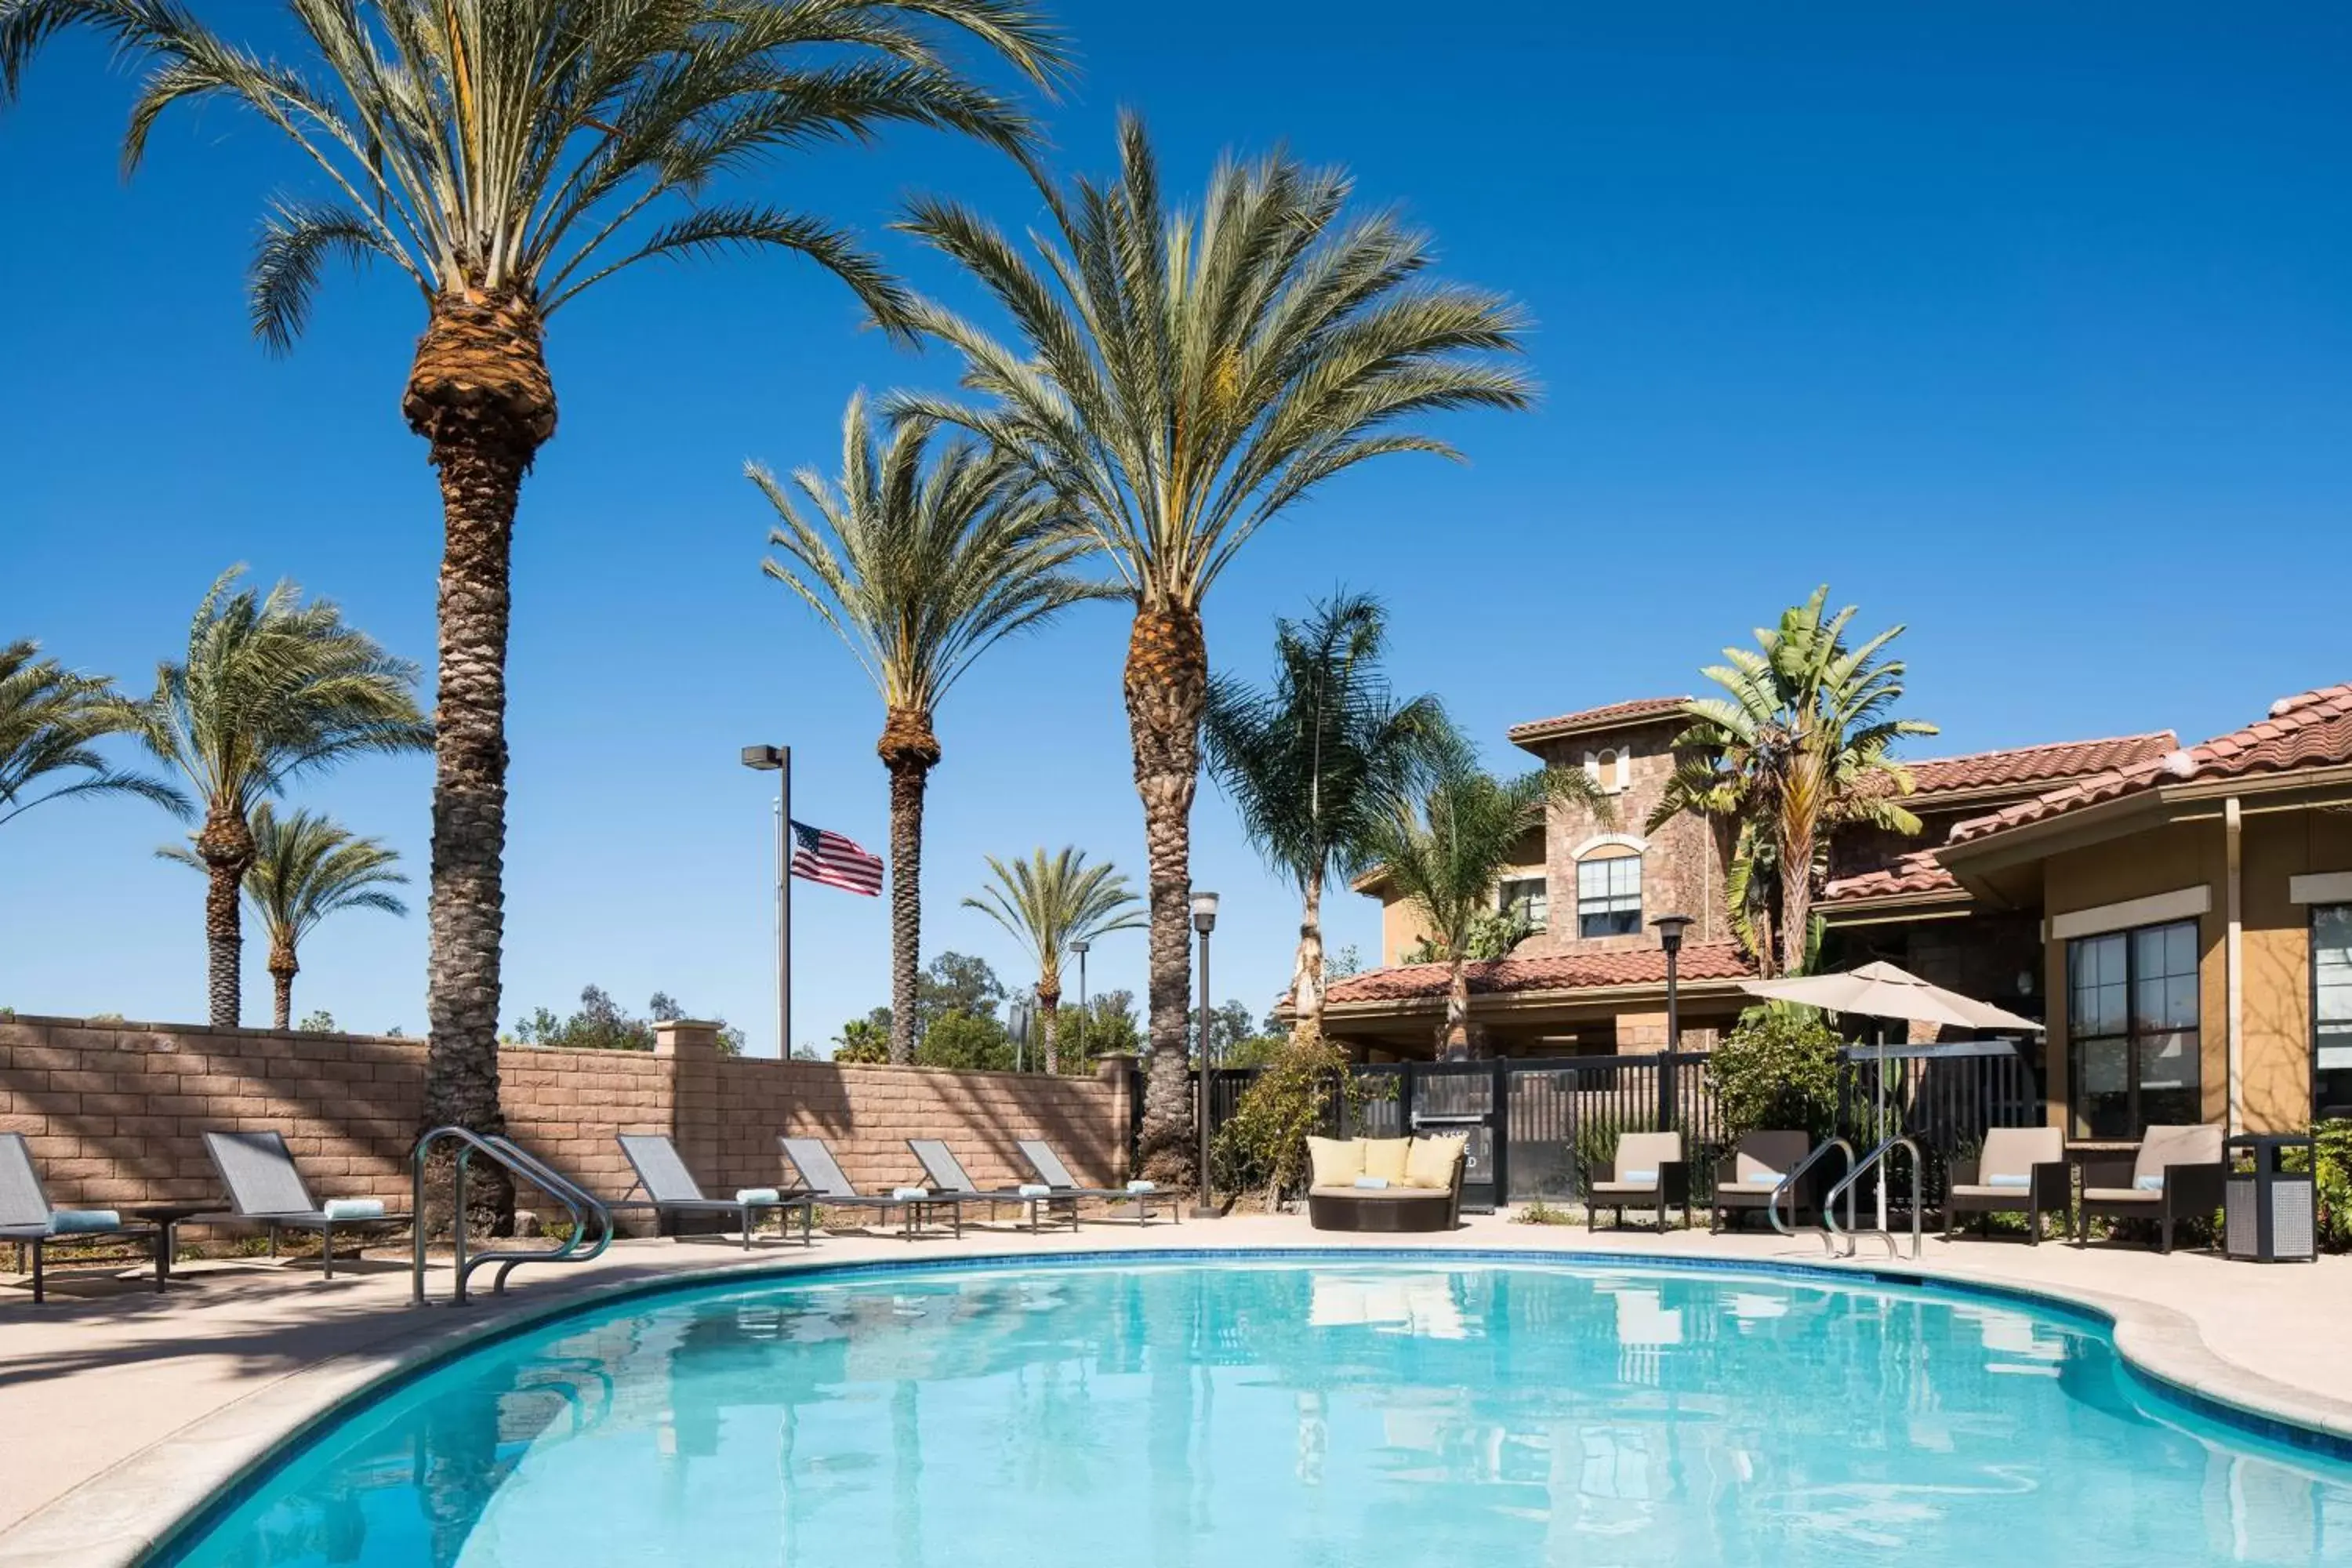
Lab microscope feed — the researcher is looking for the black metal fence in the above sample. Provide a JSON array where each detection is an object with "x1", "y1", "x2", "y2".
[{"x1": 1152, "y1": 1039, "x2": 2041, "y2": 1209}]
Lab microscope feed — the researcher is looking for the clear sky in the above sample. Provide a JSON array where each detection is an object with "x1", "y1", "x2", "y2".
[{"x1": 3, "y1": 3, "x2": 2347, "y2": 1056}]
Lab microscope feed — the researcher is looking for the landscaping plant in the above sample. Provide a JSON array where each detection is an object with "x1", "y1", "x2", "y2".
[{"x1": 1211, "y1": 1029, "x2": 1365, "y2": 1207}]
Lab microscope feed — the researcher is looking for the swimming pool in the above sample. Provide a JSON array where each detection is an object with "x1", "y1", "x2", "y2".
[{"x1": 161, "y1": 1254, "x2": 2352, "y2": 1566}]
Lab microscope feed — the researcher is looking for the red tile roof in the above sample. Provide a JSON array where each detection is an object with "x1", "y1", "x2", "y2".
[
  {"x1": 1324, "y1": 941, "x2": 1754, "y2": 1004},
  {"x1": 1901, "y1": 732, "x2": 2178, "y2": 797},
  {"x1": 1506, "y1": 696, "x2": 1690, "y2": 747},
  {"x1": 1820, "y1": 850, "x2": 1960, "y2": 903},
  {"x1": 1949, "y1": 683, "x2": 2352, "y2": 845}
]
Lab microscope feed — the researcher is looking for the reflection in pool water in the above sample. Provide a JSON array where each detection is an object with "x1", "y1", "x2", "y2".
[{"x1": 164, "y1": 1261, "x2": 2352, "y2": 1566}]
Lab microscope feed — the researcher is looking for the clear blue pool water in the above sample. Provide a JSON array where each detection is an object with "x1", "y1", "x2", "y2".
[{"x1": 163, "y1": 1257, "x2": 2352, "y2": 1566}]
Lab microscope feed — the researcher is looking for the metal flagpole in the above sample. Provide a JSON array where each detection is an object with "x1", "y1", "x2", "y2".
[{"x1": 778, "y1": 747, "x2": 793, "y2": 1059}]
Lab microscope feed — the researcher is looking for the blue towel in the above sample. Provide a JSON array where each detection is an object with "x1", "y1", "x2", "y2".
[
  {"x1": 47, "y1": 1208, "x2": 120, "y2": 1234},
  {"x1": 322, "y1": 1198, "x2": 385, "y2": 1221},
  {"x1": 735, "y1": 1188, "x2": 781, "y2": 1207},
  {"x1": 2133, "y1": 1174, "x2": 2166, "y2": 1192},
  {"x1": 1352, "y1": 1175, "x2": 1391, "y2": 1190},
  {"x1": 1747, "y1": 1167, "x2": 1784, "y2": 1185},
  {"x1": 1621, "y1": 1170, "x2": 1657, "y2": 1184},
  {"x1": 1986, "y1": 1173, "x2": 2030, "y2": 1189},
  {"x1": 1018, "y1": 1183, "x2": 1052, "y2": 1198}
]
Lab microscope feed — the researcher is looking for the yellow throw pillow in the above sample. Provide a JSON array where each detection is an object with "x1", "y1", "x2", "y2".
[
  {"x1": 1360, "y1": 1137, "x2": 1412, "y2": 1183},
  {"x1": 1403, "y1": 1134, "x2": 1466, "y2": 1190},
  {"x1": 1307, "y1": 1135, "x2": 1365, "y2": 1189}
]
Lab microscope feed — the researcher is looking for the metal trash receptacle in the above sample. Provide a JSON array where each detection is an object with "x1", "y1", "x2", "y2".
[{"x1": 2223, "y1": 1133, "x2": 2316, "y2": 1262}]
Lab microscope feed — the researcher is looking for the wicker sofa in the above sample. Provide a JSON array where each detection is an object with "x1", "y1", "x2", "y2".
[{"x1": 1305, "y1": 1134, "x2": 1468, "y2": 1232}]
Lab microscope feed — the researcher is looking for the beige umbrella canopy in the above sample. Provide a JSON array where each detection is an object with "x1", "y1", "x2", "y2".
[{"x1": 1740, "y1": 960, "x2": 2044, "y2": 1033}]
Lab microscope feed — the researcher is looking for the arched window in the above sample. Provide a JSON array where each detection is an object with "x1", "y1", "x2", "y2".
[
  {"x1": 1581, "y1": 747, "x2": 1634, "y2": 793},
  {"x1": 1575, "y1": 844, "x2": 1642, "y2": 938}
]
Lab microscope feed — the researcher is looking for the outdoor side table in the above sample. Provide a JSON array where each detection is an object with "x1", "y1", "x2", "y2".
[
  {"x1": 2223, "y1": 1134, "x2": 2316, "y2": 1263},
  {"x1": 124, "y1": 1203, "x2": 213, "y2": 1285}
]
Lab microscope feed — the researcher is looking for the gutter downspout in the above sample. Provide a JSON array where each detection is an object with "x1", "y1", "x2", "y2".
[{"x1": 2226, "y1": 796, "x2": 2244, "y2": 1135}]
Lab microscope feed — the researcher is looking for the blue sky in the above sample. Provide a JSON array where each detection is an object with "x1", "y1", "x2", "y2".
[{"x1": 3, "y1": 3, "x2": 2347, "y2": 1055}]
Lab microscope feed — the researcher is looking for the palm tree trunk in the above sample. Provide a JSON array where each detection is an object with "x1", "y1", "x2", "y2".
[
  {"x1": 1442, "y1": 957, "x2": 1472, "y2": 1059},
  {"x1": 269, "y1": 942, "x2": 298, "y2": 1031},
  {"x1": 1291, "y1": 871, "x2": 1326, "y2": 1042},
  {"x1": 194, "y1": 807, "x2": 255, "y2": 1029},
  {"x1": 406, "y1": 291, "x2": 556, "y2": 1234},
  {"x1": 1125, "y1": 605, "x2": 1207, "y2": 1184},
  {"x1": 1779, "y1": 813, "x2": 1817, "y2": 977},
  {"x1": 879, "y1": 708, "x2": 942, "y2": 1065},
  {"x1": 1037, "y1": 980, "x2": 1061, "y2": 1074}
]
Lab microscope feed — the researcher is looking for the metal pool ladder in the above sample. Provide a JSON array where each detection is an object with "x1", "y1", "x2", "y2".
[
  {"x1": 1768, "y1": 1138, "x2": 1855, "y2": 1248},
  {"x1": 412, "y1": 1127, "x2": 615, "y2": 1306},
  {"x1": 1822, "y1": 1134, "x2": 1925, "y2": 1259}
]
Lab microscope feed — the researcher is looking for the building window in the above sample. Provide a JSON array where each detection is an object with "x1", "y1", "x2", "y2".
[
  {"x1": 1576, "y1": 855, "x2": 1642, "y2": 938},
  {"x1": 1498, "y1": 876, "x2": 1548, "y2": 931},
  {"x1": 2066, "y1": 918, "x2": 2200, "y2": 1139},
  {"x1": 2314, "y1": 906, "x2": 2352, "y2": 1118},
  {"x1": 1583, "y1": 748, "x2": 1633, "y2": 793}
]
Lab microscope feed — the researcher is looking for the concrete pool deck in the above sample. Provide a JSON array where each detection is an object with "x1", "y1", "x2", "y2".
[{"x1": 4, "y1": 1214, "x2": 2350, "y2": 1564}]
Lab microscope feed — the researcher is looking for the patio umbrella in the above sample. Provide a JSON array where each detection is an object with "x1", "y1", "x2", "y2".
[{"x1": 1738, "y1": 962, "x2": 2045, "y2": 1230}]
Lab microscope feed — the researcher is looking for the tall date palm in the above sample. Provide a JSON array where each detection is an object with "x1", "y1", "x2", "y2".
[
  {"x1": 756, "y1": 394, "x2": 1102, "y2": 1062},
  {"x1": 898, "y1": 114, "x2": 1534, "y2": 1177},
  {"x1": 963, "y1": 846, "x2": 1144, "y2": 1073},
  {"x1": 0, "y1": 640, "x2": 185, "y2": 829},
  {"x1": 1202, "y1": 592, "x2": 1454, "y2": 1043},
  {"x1": 114, "y1": 569, "x2": 430, "y2": 1027},
  {"x1": 0, "y1": 0, "x2": 1063, "y2": 1135},
  {"x1": 164, "y1": 802, "x2": 409, "y2": 1028}
]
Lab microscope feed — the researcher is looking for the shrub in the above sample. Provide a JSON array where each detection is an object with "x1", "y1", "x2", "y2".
[
  {"x1": 1211, "y1": 1029, "x2": 1363, "y2": 1205},
  {"x1": 831, "y1": 1036, "x2": 889, "y2": 1065},
  {"x1": 2314, "y1": 1119, "x2": 2352, "y2": 1253},
  {"x1": 915, "y1": 1009, "x2": 1014, "y2": 1071},
  {"x1": 1709, "y1": 1007, "x2": 1842, "y2": 1142}
]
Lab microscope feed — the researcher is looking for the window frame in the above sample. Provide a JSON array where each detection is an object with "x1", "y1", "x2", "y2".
[
  {"x1": 1497, "y1": 874, "x2": 1549, "y2": 932},
  {"x1": 2311, "y1": 903, "x2": 2352, "y2": 1120},
  {"x1": 2064, "y1": 916, "x2": 2201, "y2": 1140},
  {"x1": 1574, "y1": 854, "x2": 1642, "y2": 940}
]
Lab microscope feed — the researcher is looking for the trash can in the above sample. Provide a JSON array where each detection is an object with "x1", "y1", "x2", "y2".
[{"x1": 2223, "y1": 1133, "x2": 2317, "y2": 1262}]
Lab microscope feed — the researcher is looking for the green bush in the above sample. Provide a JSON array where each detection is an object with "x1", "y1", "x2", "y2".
[
  {"x1": 1211, "y1": 1029, "x2": 1364, "y2": 1204},
  {"x1": 831, "y1": 1036, "x2": 889, "y2": 1065},
  {"x1": 2314, "y1": 1119, "x2": 2352, "y2": 1253},
  {"x1": 915, "y1": 1009, "x2": 1014, "y2": 1071},
  {"x1": 1709, "y1": 1008, "x2": 1843, "y2": 1142}
]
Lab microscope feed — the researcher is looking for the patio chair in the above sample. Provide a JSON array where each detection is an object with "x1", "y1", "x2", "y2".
[
  {"x1": 1583, "y1": 1131, "x2": 1691, "y2": 1230},
  {"x1": 196, "y1": 1130, "x2": 410, "y2": 1279},
  {"x1": 1710, "y1": 1131, "x2": 1813, "y2": 1232},
  {"x1": 0, "y1": 1132, "x2": 165, "y2": 1304},
  {"x1": 779, "y1": 1138, "x2": 964, "y2": 1240},
  {"x1": 2075, "y1": 1123, "x2": 2226, "y2": 1254},
  {"x1": 613, "y1": 1134, "x2": 813, "y2": 1250},
  {"x1": 907, "y1": 1139, "x2": 1079, "y2": 1233},
  {"x1": 1944, "y1": 1126, "x2": 2070, "y2": 1244},
  {"x1": 1016, "y1": 1138, "x2": 1174, "y2": 1225}
]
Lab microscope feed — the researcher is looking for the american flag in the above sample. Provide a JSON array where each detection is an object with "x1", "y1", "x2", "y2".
[{"x1": 789, "y1": 819, "x2": 884, "y2": 896}]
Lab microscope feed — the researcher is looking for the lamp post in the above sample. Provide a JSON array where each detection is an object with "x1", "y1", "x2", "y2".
[
  {"x1": 1070, "y1": 938, "x2": 1089, "y2": 1065},
  {"x1": 1191, "y1": 891, "x2": 1220, "y2": 1219},
  {"x1": 741, "y1": 745, "x2": 788, "y2": 1056},
  {"x1": 1650, "y1": 913, "x2": 1693, "y2": 1130}
]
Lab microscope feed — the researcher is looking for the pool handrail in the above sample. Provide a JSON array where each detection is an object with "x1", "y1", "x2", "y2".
[
  {"x1": 411, "y1": 1127, "x2": 615, "y2": 1307},
  {"x1": 1822, "y1": 1134, "x2": 1925, "y2": 1260},
  {"x1": 1766, "y1": 1137, "x2": 1854, "y2": 1247}
]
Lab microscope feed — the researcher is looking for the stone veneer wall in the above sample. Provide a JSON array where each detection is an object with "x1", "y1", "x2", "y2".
[{"x1": 0, "y1": 1014, "x2": 1127, "y2": 1219}]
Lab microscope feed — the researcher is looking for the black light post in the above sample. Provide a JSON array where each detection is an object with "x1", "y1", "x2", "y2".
[
  {"x1": 1651, "y1": 913, "x2": 1694, "y2": 1129},
  {"x1": 741, "y1": 745, "x2": 789, "y2": 1056},
  {"x1": 1072, "y1": 939, "x2": 1089, "y2": 1050},
  {"x1": 1191, "y1": 891, "x2": 1220, "y2": 1218}
]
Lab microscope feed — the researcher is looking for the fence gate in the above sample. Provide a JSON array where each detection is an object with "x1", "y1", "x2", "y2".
[{"x1": 1406, "y1": 1062, "x2": 1506, "y2": 1213}]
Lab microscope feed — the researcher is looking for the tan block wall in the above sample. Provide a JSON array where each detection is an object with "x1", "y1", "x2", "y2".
[{"x1": 0, "y1": 1015, "x2": 1123, "y2": 1218}]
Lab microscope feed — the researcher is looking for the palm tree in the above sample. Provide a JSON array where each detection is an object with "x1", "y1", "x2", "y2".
[
  {"x1": 163, "y1": 803, "x2": 408, "y2": 1029},
  {"x1": 962, "y1": 847, "x2": 1145, "y2": 1073},
  {"x1": 111, "y1": 569, "x2": 430, "y2": 1028},
  {"x1": 756, "y1": 394, "x2": 1103, "y2": 1062},
  {"x1": 0, "y1": 0, "x2": 1063, "y2": 1135},
  {"x1": 897, "y1": 114, "x2": 1534, "y2": 1175},
  {"x1": 1202, "y1": 592, "x2": 1454, "y2": 1044},
  {"x1": 1363, "y1": 760, "x2": 1606, "y2": 1056},
  {"x1": 0, "y1": 639, "x2": 185, "y2": 828},
  {"x1": 1647, "y1": 586, "x2": 1938, "y2": 975}
]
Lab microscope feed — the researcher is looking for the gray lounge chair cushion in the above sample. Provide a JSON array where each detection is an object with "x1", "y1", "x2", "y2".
[
  {"x1": 618, "y1": 1134, "x2": 710, "y2": 1204},
  {"x1": 0, "y1": 1134, "x2": 51, "y2": 1229},
  {"x1": 205, "y1": 1131, "x2": 320, "y2": 1216},
  {"x1": 909, "y1": 1139, "x2": 983, "y2": 1195},
  {"x1": 780, "y1": 1138, "x2": 866, "y2": 1200}
]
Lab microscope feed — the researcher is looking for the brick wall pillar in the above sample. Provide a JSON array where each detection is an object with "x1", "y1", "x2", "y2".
[
  {"x1": 1098, "y1": 1052, "x2": 1134, "y2": 1181},
  {"x1": 655, "y1": 1019, "x2": 722, "y2": 1181}
]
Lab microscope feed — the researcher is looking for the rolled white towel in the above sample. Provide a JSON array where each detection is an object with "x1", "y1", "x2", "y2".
[
  {"x1": 46, "y1": 1208, "x2": 120, "y2": 1234},
  {"x1": 1017, "y1": 1183, "x2": 1053, "y2": 1198},
  {"x1": 1352, "y1": 1175, "x2": 1391, "y2": 1190},
  {"x1": 891, "y1": 1186, "x2": 931, "y2": 1201},
  {"x1": 322, "y1": 1198, "x2": 386, "y2": 1221},
  {"x1": 735, "y1": 1187, "x2": 781, "y2": 1207},
  {"x1": 1125, "y1": 1179, "x2": 1157, "y2": 1193}
]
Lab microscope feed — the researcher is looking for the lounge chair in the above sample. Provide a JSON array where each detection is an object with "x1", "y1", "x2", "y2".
[
  {"x1": 1584, "y1": 1131, "x2": 1691, "y2": 1230},
  {"x1": 1016, "y1": 1138, "x2": 1173, "y2": 1225},
  {"x1": 779, "y1": 1138, "x2": 964, "y2": 1240},
  {"x1": 0, "y1": 1132, "x2": 165, "y2": 1303},
  {"x1": 2075, "y1": 1123, "x2": 2226, "y2": 1254},
  {"x1": 1944, "y1": 1126, "x2": 2071, "y2": 1244},
  {"x1": 613, "y1": 1133, "x2": 813, "y2": 1250},
  {"x1": 197, "y1": 1130, "x2": 409, "y2": 1279},
  {"x1": 907, "y1": 1139, "x2": 1079, "y2": 1233},
  {"x1": 1710, "y1": 1131, "x2": 1813, "y2": 1232}
]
